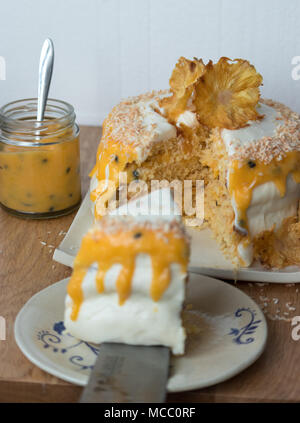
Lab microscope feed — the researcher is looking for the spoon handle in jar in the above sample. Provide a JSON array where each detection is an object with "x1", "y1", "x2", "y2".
[{"x1": 37, "y1": 38, "x2": 54, "y2": 122}]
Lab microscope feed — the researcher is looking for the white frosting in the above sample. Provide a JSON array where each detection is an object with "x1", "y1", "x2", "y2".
[
  {"x1": 222, "y1": 103, "x2": 283, "y2": 156},
  {"x1": 176, "y1": 111, "x2": 198, "y2": 128},
  {"x1": 110, "y1": 187, "x2": 181, "y2": 221},
  {"x1": 65, "y1": 188, "x2": 187, "y2": 354},
  {"x1": 247, "y1": 175, "x2": 300, "y2": 237},
  {"x1": 64, "y1": 257, "x2": 186, "y2": 355},
  {"x1": 142, "y1": 101, "x2": 177, "y2": 142},
  {"x1": 136, "y1": 97, "x2": 177, "y2": 161},
  {"x1": 237, "y1": 242, "x2": 253, "y2": 267},
  {"x1": 90, "y1": 173, "x2": 98, "y2": 193},
  {"x1": 234, "y1": 175, "x2": 300, "y2": 266},
  {"x1": 222, "y1": 104, "x2": 300, "y2": 266}
]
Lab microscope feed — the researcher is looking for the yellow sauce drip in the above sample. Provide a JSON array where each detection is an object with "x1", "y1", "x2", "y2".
[
  {"x1": 67, "y1": 226, "x2": 189, "y2": 321},
  {"x1": 90, "y1": 120, "x2": 138, "y2": 218},
  {"x1": 228, "y1": 151, "x2": 300, "y2": 233},
  {"x1": 0, "y1": 126, "x2": 81, "y2": 214}
]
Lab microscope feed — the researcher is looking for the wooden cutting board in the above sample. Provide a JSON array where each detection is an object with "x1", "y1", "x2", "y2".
[{"x1": 0, "y1": 125, "x2": 300, "y2": 402}]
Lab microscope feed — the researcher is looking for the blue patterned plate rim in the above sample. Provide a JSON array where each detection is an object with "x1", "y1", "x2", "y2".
[{"x1": 14, "y1": 274, "x2": 268, "y2": 392}]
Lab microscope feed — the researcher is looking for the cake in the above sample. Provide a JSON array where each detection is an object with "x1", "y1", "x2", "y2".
[
  {"x1": 90, "y1": 56, "x2": 300, "y2": 269},
  {"x1": 64, "y1": 188, "x2": 190, "y2": 354}
]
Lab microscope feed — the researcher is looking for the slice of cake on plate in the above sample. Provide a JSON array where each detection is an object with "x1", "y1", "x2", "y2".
[
  {"x1": 90, "y1": 56, "x2": 300, "y2": 269},
  {"x1": 64, "y1": 188, "x2": 190, "y2": 355}
]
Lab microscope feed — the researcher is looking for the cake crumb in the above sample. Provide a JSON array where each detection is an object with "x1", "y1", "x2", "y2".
[
  {"x1": 267, "y1": 314, "x2": 291, "y2": 322},
  {"x1": 286, "y1": 302, "x2": 296, "y2": 311},
  {"x1": 259, "y1": 296, "x2": 269, "y2": 302}
]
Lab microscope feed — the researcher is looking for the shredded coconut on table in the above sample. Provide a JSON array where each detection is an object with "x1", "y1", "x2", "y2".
[
  {"x1": 286, "y1": 302, "x2": 296, "y2": 311},
  {"x1": 267, "y1": 314, "x2": 292, "y2": 322}
]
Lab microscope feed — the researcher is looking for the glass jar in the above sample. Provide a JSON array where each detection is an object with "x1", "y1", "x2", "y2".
[{"x1": 0, "y1": 98, "x2": 81, "y2": 218}]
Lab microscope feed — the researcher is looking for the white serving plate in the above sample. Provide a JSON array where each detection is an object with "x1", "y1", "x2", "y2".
[
  {"x1": 14, "y1": 273, "x2": 267, "y2": 392},
  {"x1": 53, "y1": 194, "x2": 300, "y2": 283}
]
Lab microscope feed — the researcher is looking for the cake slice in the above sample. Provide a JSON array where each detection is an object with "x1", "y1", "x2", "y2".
[{"x1": 64, "y1": 188, "x2": 190, "y2": 355}]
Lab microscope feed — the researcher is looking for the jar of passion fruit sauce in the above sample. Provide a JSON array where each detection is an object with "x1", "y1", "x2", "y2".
[{"x1": 0, "y1": 98, "x2": 81, "y2": 218}]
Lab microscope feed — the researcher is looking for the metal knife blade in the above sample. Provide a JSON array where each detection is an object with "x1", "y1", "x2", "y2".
[{"x1": 80, "y1": 343, "x2": 170, "y2": 403}]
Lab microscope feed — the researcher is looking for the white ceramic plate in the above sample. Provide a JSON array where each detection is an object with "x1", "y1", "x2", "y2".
[
  {"x1": 15, "y1": 273, "x2": 267, "y2": 392},
  {"x1": 53, "y1": 193, "x2": 300, "y2": 283}
]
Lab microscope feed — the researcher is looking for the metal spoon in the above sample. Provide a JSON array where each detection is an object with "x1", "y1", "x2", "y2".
[{"x1": 37, "y1": 38, "x2": 54, "y2": 122}]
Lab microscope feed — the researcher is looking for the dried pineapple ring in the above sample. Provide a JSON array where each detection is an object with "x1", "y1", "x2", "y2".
[
  {"x1": 193, "y1": 57, "x2": 263, "y2": 129},
  {"x1": 169, "y1": 56, "x2": 205, "y2": 96},
  {"x1": 160, "y1": 57, "x2": 205, "y2": 122}
]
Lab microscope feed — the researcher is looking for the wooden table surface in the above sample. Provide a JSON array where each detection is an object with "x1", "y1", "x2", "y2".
[{"x1": 0, "y1": 125, "x2": 300, "y2": 403}]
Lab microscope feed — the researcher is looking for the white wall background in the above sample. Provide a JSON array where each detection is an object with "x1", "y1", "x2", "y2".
[{"x1": 1, "y1": 0, "x2": 300, "y2": 125}]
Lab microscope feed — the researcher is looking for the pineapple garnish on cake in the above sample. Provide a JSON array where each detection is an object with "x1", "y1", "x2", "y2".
[
  {"x1": 160, "y1": 56, "x2": 205, "y2": 124},
  {"x1": 64, "y1": 188, "x2": 190, "y2": 355},
  {"x1": 90, "y1": 56, "x2": 300, "y2": 269},
  {"x1": 193, "y1": 57, "x2": 263, "y2": 129}
]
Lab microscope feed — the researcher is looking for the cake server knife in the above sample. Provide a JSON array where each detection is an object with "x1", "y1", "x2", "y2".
[{"x1": 80, "y1": 343, "x2": 170, "y2": 403}]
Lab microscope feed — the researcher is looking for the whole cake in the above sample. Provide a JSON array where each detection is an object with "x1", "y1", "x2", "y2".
[
  {"x1": 64, "y1": 188, "x2": 190, "y2": 354},
  {"x1": 90, "y1": 57, "x2": 300, "y2": 268}
]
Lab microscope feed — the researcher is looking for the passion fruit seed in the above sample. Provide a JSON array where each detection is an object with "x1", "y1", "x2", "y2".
[
  {"x1": 133, "y1": 170, "x2": 139, "y2": 179},
  {"x1": 248, "y1": 160, "x2": 256, "y2": 168}
]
